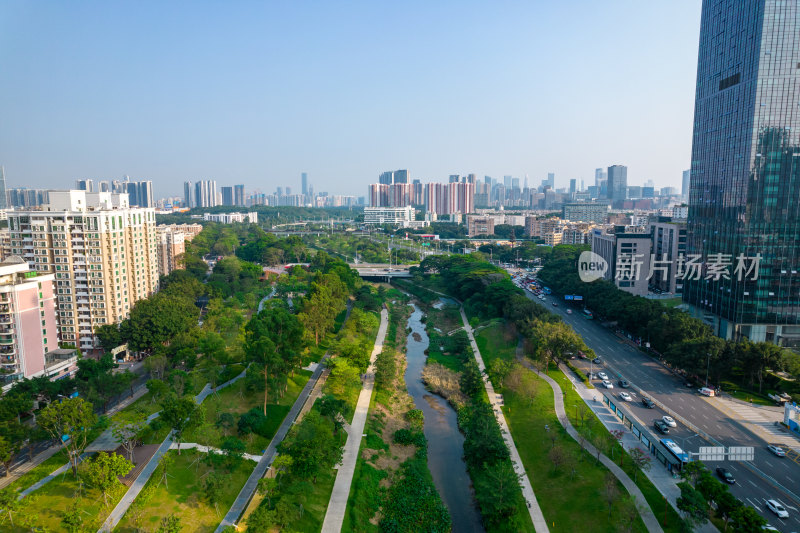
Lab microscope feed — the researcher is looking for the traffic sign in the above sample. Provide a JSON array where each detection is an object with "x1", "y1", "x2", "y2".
[
  {"x1": 697, "y1": 446, "x2": 725, "y2": 461},
  {"x1": 728, "y1": 446, "x2": 755, "y2": 461}
]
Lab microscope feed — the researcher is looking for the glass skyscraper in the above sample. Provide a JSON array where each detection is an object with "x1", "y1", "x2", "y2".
[{"x1": 684, "y1": 0, "x2": 800, "y2": 346}]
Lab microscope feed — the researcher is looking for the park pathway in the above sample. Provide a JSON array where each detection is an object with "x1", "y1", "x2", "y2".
[
  {"x1": 458, "y1": 308, "x2": 549, "y2": 533},
  {"x1": 523, "y1": 358, "x2": 664, "y2": 533},
  {"x1": 99, "y1": 370, "x2": 246, "y2": 532},
  {"x1": 320, "y1": 306, "x2": 389, "y2": 533}
]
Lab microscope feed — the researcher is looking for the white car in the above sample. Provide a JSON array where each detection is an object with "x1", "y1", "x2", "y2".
[
  {"x1": 602, "y1": 380, "x2": 614, "y2": 389},
  {"x1": 766, "y1": 499, "x2": 789, "y2": 519},
  {"x1": 619, "y1": 392, "x2": 633, "y2": 402},
  {"x1": 768, "y1": 444, "x2": 786, "y2": 457},
  {"x1": 597, "y1": 372, "x2": 609, "y2": 380},
  {"x1": 662, "y1": 416, "x2": 677, "y2": 428}
]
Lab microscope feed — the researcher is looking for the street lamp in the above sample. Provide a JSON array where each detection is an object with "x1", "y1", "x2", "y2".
[
  {"x1": 705, "y1": 352, "x2": 711, "y2": 388},
  {"x1": 678, "y1": 433, "x2": 701, "y2": 451}
]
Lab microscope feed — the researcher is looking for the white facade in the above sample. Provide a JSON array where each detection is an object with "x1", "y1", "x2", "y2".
[{"x1": 363, "y1": 206, "x2": 415, "y2": 226}]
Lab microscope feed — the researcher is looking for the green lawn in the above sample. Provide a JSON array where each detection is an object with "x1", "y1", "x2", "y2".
[
  {"x1": 115, "y1": 449, "x2": 251, "y2": 533},
  {"x1": 475, "y1": 322, "x2": 518, "y2": 367},
  {"x1": 182, "y1": 370, "x2": 310, "y2": 454},
  {"x1": 502, "y1": 368, "x2": 649, "y2": 533},
  {"x1": 3, "y1": 449, "x2": 69, "y2": 494},
  {"x1": 119, "y1": 391, "x2": 162, "y2": 418}
]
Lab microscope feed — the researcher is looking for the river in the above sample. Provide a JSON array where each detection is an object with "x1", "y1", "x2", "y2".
[{"x1": 403, "y1": 302, "x2": 485, "y2": 533}]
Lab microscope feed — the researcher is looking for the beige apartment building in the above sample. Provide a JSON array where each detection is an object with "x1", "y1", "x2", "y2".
[
  {"x1": 7, "y1": 191, "x2": 159, "y2": 351},
  {"x1": 156, "y1": 224, "x2": 201, "y2": 276}
]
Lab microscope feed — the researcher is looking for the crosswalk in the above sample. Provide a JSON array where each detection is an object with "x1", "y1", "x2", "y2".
[{"x1": 711, "y1": 397, "x2": 800, "y2": 451}]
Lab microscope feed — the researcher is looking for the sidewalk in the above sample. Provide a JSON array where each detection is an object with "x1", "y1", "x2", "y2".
[
  {"x1": 556, "y1": 363, "x2": 719, "y2": 533},
  {"x1": 320, "y1": 307, "x2": 388, "y2": 533},
  {"x1": 459, "y1": 308, "x2": 549, "y2": 533},
  {"x1": 709, "y1": 395, "x2": 800, "y2": 451}
]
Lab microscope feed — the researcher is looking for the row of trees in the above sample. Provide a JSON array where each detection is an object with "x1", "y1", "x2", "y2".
[{"x1": 538, "y1": 245, "x2": 797, "y2": 393}]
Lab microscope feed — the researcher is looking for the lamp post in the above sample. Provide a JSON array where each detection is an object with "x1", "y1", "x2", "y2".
[{"x1": 705, "y1": 352, "x2": 711, "y2": 388}]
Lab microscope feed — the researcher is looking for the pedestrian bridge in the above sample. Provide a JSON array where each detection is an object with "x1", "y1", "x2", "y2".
[{"x1": 348, "y1": 263, "x2": 414, "y2": 279}]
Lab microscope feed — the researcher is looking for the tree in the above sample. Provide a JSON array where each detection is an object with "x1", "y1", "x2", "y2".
[
  {"x1": 460, "y1": 359, "x2": 483, "y2": 397},
  {"x1": 216, "y1": 412, "x2": 236, "y2": 436},
  {"x1": 489, "y1": 359, "x2": 513, "y2": 389},
  {"x1": 159, "y1": 394, "x2": 201, "y2": 454},
  {"x1": 730, "y1": 504, "x2": 767, "y2": 533},
  {"x1": 326, "y1": 357, "x2": 359, "y2": 396},
  {"x1": 146, "y1": 378, "x2": 170, "y2": 404},
  {"x1": 204, "y1": 472, "x2": 227, "y2": 515},
  {"x1": 37, "y1": 397, "x2": 98, "y2": 476},
  {"x1": 95, "y1": 323, "x2": 123, "y2": 353},
  {"x1": 248, "y1": 505, "x2": 277, "y2": 531},
  {"x1": 61, "y1": 501, "x2": 84, "y2": 533},
  {"x1": 603, "y1": 472, "x2": 620, "y2": 518},
  {"x1": 157, "y1": 514, "x2": 182, "y2": 533},
  {"x1": 616, "y1": 495, "x2": 642, "y2": 533},
  {"x1": 680, "y1": 460, "x2": 707, "y2": 487},
  {"x1": 472, "y1": 461, "x2": 521, "y2": 521},
  {"x1": 221, "y1": 437, "x2": 246, "y2": 469},
  {"x1": 548, "y1": 444, "x2": 566, "y2": 472},
  {"x1": 80, "y1": 451, "x2": 135, "y2": 506},
  {"x1": 111, "y1": 409, "x2": 147, "y2": 463},
  {"x1": 676, "y1": 481, "x2": 708, "y2": 528},
  {"x1": 144, "y1": 354, "x2": 169, "y2": 380},
  {"x1": 0, "y1": 425, "x2": 24, "y2": 478},
  {"x1": 716, "y1": 489, "x2": 742, "y2": 531},
  {"x1": 0, "y1": 488, "x2": 20, "y2": 526},
  {"x1": 628, "y1": 447, "x2": 651, "y2": 483},
  {"x1": 257, "y1": 477, "x2": 278, "y2": 507}
]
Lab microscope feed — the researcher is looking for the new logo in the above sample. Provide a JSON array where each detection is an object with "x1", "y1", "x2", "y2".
[{"x1": 578, "y1": 251, "x2": 608, "y2": 282}]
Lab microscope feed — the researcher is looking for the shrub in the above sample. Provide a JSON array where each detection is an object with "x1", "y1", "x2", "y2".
[{"x1": 393, "y1": 428, "x2": 426, "y2": 448}]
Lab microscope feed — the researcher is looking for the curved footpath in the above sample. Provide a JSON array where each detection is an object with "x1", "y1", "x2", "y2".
[{"x1": 528, "y1": 361, "x2": 664, "y2": 533}]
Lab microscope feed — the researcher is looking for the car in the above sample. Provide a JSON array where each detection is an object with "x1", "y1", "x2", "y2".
[
  {"x1": 766, "y1": 499, "x2": 789, "y2": 519},
  {"x1": 619, "y1": 392, "x2": 633, "y2": 402},
  {"x1": 662, "y1": 416, "x2": 677, "y2": 427},
  {"x1": 618, "y1": 379, "x2": 631, "y2": 388},
  {"x1": 641, "y1": 397, "x2": 655, "y2": 408},
  {"x1": 597, "y1": 372, "x2": 609, "y2": 380},
  {"x1": 716, "y1": 467, "x2": 735, "y2": 484},
  {"x1": 654, "y1": 420, "x2": 670, "y2": 434},
  {"x1": 592, "y1": 357, "x2": 603, "y2": 365},
  {"x1": 698, "y1": 387, "x2": 715, "y2": 397},
  {"x1": 567, "y1": 309, "x2": 573, "y2": 314},
  {"x1": 762, "y1": 525, "x2": 779, "y2": 531},
  {"x1": 602, "y1": 380, "x2": 614, "y2": 389},
  {"x1": 768, "y1": 444, "x2": 786, "y2": 457},
  {"x1": 552, "y1": 301, "x2": 558, "y2": 307}
]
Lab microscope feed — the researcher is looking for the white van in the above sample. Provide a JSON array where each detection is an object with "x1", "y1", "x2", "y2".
[{"x1": 698, "y1": 387, "x2": 715, "y2": 397}]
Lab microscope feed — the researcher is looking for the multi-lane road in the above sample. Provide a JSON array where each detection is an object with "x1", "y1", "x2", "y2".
[{"x1": 511, "y1": 271, "x2": 800, "y2": 531}]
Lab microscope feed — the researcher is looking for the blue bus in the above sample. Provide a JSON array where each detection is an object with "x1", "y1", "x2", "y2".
[
  {"x1": 542, "y1": 287, "x2": 552, "y2": 295},
  {"x1": 661, "y1": 439, "x2": 690, "y2": 467}
]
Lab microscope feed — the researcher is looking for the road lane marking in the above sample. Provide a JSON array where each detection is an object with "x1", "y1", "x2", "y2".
[
  {"x1": 748, "y1": 479, "x2": 758, "y2": 488},
  {"x1": 765, "y1": 460, "x2": 774, "y2": 468}
]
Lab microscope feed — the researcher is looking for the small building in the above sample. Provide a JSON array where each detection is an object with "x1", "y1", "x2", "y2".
[{"x1": 363, "y1": 206, "x2": 415, "y2": 226}]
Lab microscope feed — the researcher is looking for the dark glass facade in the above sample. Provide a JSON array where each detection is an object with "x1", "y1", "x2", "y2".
[{"x1": 684, "y1": 0, "x2": 800, "y2": 345}]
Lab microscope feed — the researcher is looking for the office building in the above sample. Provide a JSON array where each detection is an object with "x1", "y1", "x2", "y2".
[
  {"x1": 221, "y1": 187, "x2": 234, "y2": 206},
  {"x1": 683, "y1": 0, "x2": 800, "y2": 346},
  {"x1": 591, "y1": 228, "x2": 652, "y2": 297},
  {"x1": 0, "y1": 168, "x2": 6, "y2": 210},
  {"x1": 183, "y1": 181, "x2": 194, "y2": 208},
  {"x1": 682, "y1": 170, "x2": 691, "y2": 200},
  {"x1": 363, "y1": 206, "x2": 415, "y2": 226},
  {"x1": 607, "y1": 165, "x2": 628, "y2": 204},
  {"x1": 234, "y1": 185, "x2": 245, "y2": 206},
  {"x1": 466, "y1": 216, "x2": 495, "y2": 237},
  {"x1": 7, "y1": 191, "x2": 159, "y2": 351},
  {"x1": 76, "y1": 179, "x2": 94, "y2": 192},
  {"x1": 126, "y1": 180, "x2": 154, "y2": 208},
  {"x1": 649, "y1": 217, "x2": 687, "y2": 295},
  {"x1": 562, "y1": 203, "x2": 608, "y2": 224},
  {"x1": 301, "y1": 172, "x2": 308, "y2": 195},
  {"x1": 203, "y1": 212, "x2": 258, "y2": 224}
]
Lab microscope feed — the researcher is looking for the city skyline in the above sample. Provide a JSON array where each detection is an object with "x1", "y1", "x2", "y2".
[{"x1": 0, "y1": 1, "x2": 701, "y2": 198}]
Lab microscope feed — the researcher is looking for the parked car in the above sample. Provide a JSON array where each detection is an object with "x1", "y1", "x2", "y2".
[
  {"x1": 618, "y1": 379, "x2": 631, "y2": 388},
  {"x1": 766, "y1": 499, "x2": 789, "y2": 519},
  {"x1": 662, "y1": 416, "x2": 677, "y2": 428},
  {"x1": 654, "y1": 420, "x2": 670, "y2": 434},
  {"x1": 768, "y1": 444, "x2": 786, "y2": 457},
  {"x1": 641, "y1": 397, "x2": 655, "y2": 408},
  {"x1": 619, "y1": 391, "x2": 633, "y2": 402},
  {"x1": 602, "y1": 380, "x2": 614, "y2": 389},
  {"x1": 592, "y1": 357, "x2": 603, "y2": 365},
  {"x1": 716, "y1": 467, "x2": 735, "y2": 484}
]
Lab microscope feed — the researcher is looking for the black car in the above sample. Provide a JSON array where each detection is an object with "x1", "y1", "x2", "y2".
[
  {"x1": 654, "y1": 420, "x2": 670, "y2": 434},
  {"x1": 592, "y1": 357, "x2": 603, "y2": 365},
  {"x1": 618, "y1": 379, "x2": 631, "y2": 388},
  {"x1": 716, "y1": 467, "x2": 735, "y2": 484},
  {"x1": 641, "y1": 397, "x2": 655, "y2": 408}
]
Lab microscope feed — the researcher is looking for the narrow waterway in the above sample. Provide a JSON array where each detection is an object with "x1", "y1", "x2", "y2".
[{"x1": 404, "y1": 302, "x2": 485, "y2": 533}]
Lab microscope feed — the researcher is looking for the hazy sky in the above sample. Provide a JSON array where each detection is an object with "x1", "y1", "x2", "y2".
[{"x1": 0, "y1": 1, "x2": 702, "y2": 199}]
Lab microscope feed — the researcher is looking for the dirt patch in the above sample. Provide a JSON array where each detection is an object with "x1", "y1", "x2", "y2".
[{"x1": 422, "y1": 363, "x2": 467, "y2": 409}]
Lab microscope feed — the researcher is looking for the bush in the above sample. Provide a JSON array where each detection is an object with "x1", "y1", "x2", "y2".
[
  {"x1": 393, "y1": 428, "x2": 426, "y2": 448},
  {"x1": 237, "y1": 408, "x2": 271, "y2": 438}
]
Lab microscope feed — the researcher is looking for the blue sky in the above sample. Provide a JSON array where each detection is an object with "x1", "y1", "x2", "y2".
[{"x1": 0, "y1": 1, "x2": 702, "y2": 198}]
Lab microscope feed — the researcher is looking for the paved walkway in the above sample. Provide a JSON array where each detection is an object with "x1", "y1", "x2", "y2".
[
  {"x1": 532, "y1": 363, "x2": 664, "y2": 533},
  {"x1": 170, "y1": 442, "x2": 261, "y2": 462},
  {"x1": 18, "y1": 453, "x2": 90, "y2": 499},
  {"x1": 708, "y1": 395, "x2": 800, "y2": 451},
  {"x1": 459, "y1": 308, "x2": 549, "y2": 533},
  {"x1": 320, "y1": 307, "x2": 389, "y2": 533},
  {"x1": 215, "y1": 354, "x2": 334, "y2": 531},
  {"x1": 555, "y1": 362, "x2": 719, "y2": 533}
]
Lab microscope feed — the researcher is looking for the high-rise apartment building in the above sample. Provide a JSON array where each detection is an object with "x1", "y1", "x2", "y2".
[
  {"x1": 76, "y1": 179, "x2": 94, "y2": 192},
  {"x1": 221, "y1": 186, "x2": 234, "y2": 206},
  {"x1": 234, "y1": 185, "x2": 245, "y2": 206},
  {"x1": 183, "y1": 181, "x2": 194, "y2": 208},
  {"x1": 7, "y1": 191, "x2": 159, "y2": 351},
  {"x1": 0, "y1": 167, "x2": 7, "y2": 210},
  {"x1": 194, "y1": 180, "x2": 218, "y2": 208},
  {"x1": 607, "y1": 165, "x2": 628, "y2": 204},
  {"x1": 301, "y1": 172, "x2": 308, "y2": 195},
  {"x1": 126, "y1": 180, "x2": 154, "y2": 208},
  {"x1": 684, "y1": 0, "x2": 800, "y2": 346},
  {"x1": 546, "y1": 173, "x2": 555, "y2": 189}
]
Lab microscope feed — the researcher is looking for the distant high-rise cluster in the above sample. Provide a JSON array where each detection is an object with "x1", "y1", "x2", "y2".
[
  {"x1": 369, "y1": 170, "x2": 474, "y2": 216},
  {"x1": 76, "y1": 177, "x2": 154, "y2": 207}
]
